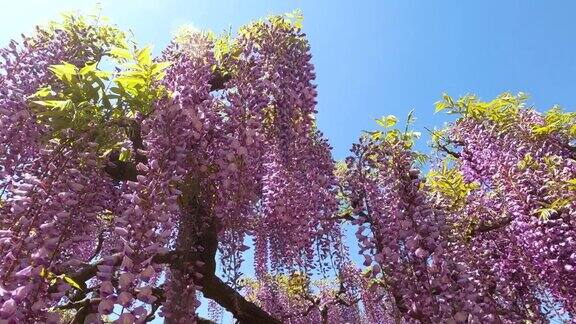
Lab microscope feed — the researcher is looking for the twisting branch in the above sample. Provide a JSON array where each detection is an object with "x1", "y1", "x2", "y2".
[
  {"x1": 65, "y1": 246, "x2": 280, "y2": 323},
  {"x1": 176, "y1": 180, "x2": 281, "y2": 324},
  {"x1": 144, "y1": 300, "x2": 163, "y2": 322},
  {"x1": 423, "y1": 127, "x2": 461, "y2": 159},
  {"x1": 64, "y1": 190, "x2": 280, "y2": 323},
  {"x1": 470, "y1": 216, "x2": 513, "y2": 236},
  {"x1": 95, "y1": 72, "x2": 280, "y2": 322},
  {"x1": 436, "y1": 142, "x2": 460, "y2": 159},
  {"x1": 103, "y1": 151, "x2": 138, "y2": 182},
  {"x1": 87, "y1": 230, "x2": 104, "y2": 262},
  {"x1": 58, "y1": 298, "x2": 100, "y2": 324}
]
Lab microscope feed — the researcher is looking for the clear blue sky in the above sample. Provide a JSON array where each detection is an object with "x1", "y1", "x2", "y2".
[
  {"x1": 1, "y1": 1, "x2": 574, "y2": 321},
  {"x1": 2, "y1": 0, "x2": 575, "y2": 158}
]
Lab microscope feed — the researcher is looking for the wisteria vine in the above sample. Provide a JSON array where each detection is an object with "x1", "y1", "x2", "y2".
[{"x1": 0, "y1": 11, "x2": 575, "y2": 324}]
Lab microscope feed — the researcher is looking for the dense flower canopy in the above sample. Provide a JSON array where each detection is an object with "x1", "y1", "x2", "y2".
[{"x1": 0, "y1": 12, "x2": 575, "y2": 324}]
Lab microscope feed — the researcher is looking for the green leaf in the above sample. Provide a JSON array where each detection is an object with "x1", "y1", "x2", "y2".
[
  {"x1": 32, "y1": 99, "x2": 73, "y2": 110},
  {"x1": 442, "y1": 93, "x2": 454, "y2": 106},
  {"x1": 550, "y1": 198, "x2": 571, "y2": 210},
  {"x1": 534, "y1": 208, "x2": 555, "y2": 221},
  {"x1": 434, "y1": 101, "x2": 448, "y2": 113},
  {"x1": 569, "y1": 124, "x2": 576, "y2": 137},
  {"x1": 406, "y1": 109, "x2": 416, "y2": 126},
  {"x1": 34, "y1": 110, "x2": 66, "y2": 118},
  {"x1": 375, "y1": 115, "x2": 397, "y2": 128},
  {"x1": 115, "y1": 76, "x2": 145, "y2": 89},
  {"x1": 385, "y1": 115, "x2": 397, "y2": 127},
  {"x1": 79, "y1": 62, "x2": 97, "y2": 76},
  {"x1": 119, "y1": 147, "x2": 131, "y2": 162},
  {"x1": 61, "y1": 275, "x2": 83, "y2": 290},
  {"x1": 32, "y1": 86, "x2": 52, "y2": 98},
  {"x1": 109, "y1": 47, "x2": 132, "y2": 60},
  {"x1": 567, "y1": 178, "x2": 576, "y2": 191},
  {"x1": 285, "y1": 9, "x2": 304, "y2": 29},
  {"x1": 385, "y1": 129, "x2": 400, "y2": 141},
  {"x1": 517, "y1": 153, "x2": 534, "y2": 171},
  {"x1": 369, "y1": 131, "x2": 382, "y2": 141},
  {"x1": 94, "y1": 70, "x2": 111, "y2": 79},
  {"x1": 110, "y1": 86, "x2": 124, "y2": 94},
  {"x1": 435, "y1": 93, "x2": 457, "y2": 113},
  {"x1": 152, "y1": 62, "x2": 171, "y2": 75},
  {"x1": 137, "y1": 46, "x2": 153, "y2": 66},
  {"x1": 100, "y1": 148, "x2": 114, "y2": 158},
  {"x1": 49, "y1": 62, "x2": 77, "y2": 81}
]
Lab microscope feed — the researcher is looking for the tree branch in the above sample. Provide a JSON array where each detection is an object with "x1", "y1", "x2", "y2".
[
  {"x1": 200, "y1": 274, "x2": 280, "y2": 324},
  {"x1": 471, "y1": 216, "x2": 513, "y2": 236},
  {"x1": 64, "y1": 181, "x2": 280, "y2": 323},
  {"x1": 87, "y1": 230, "x2": 104, "y2": 262},
  {"x1": 96, "y1": 70, "x2": 281, "y2": 322},
  {"x1": 209, "y1": 70, "x2": 231, "y2": 92},
  {"x1": 175, "y1": 181, "x2": 281, "y2": 324},
  {"x1": 436, "y1": 143, "x2": 460, "y2": 159},
  {"x1": 66, "y1": 247, "x2": 279, "y2": 323},
  {"x1": 103, "y1": 153, "x2": 138, "y2": 182}
]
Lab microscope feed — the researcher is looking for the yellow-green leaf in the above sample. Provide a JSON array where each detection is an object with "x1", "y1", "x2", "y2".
[
  {"x1": 100, "y1": 148, "x2": 114, "y2": 158},
  {"x1": 32, "y1": 99, "x2": 73, "y2": 110},
  {"x1": 79, "y1": 62, "x2": 97, "y2": 76},
  {"x1": 115, "y1": 76, "x2": 145, "y2": 89},
  {"x1": 152, "y1": 62, "x2": 171, "y2": 75},
  {"x1": 49, "y1": 62, "x2": 77, "y2": 81},
  {"x1": 385, "y1": 115, "x2": 397, "y2": 127},
  {"x1": 62, "y1": 275, "x2": 83, "y2": 290},
  {"x1": 434, "y1": 102, "x2": 448, "y2": 113},
  {"x1": 370, "y1": 131, "x2": 382, "y2": 141},
  {"x1": 137, "y1": 46, "x2": 153, "y2": 66},
  {"x1": 376, "y1": 115, "x2": 397, "y2": 128},
  {"x1": 32, "y1": 86, "x2": 52, "y2": 98},
  {"x1": 119, "y1": 147, "x2": 131, "y2": 162},
  {"x1": 109, "y1": 47, "x2": 132, "y2": 60}
]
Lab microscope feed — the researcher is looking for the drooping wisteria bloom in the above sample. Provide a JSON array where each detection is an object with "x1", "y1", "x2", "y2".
[
  {"x1": 0, "y1": 11, "x2": 575, "y2": 324},
  {"x1": 341, "y1": 134, "x2": 492, "y2": 323},
  {"x1": 0, "y1": 16, "x2": 125, "y2": 323},
  {"x1": 1, "y1": 12, "x2": 342, "y2": 323},
  {"x1": 444, "y1": 94, "x2": 576, "y2": 317}
]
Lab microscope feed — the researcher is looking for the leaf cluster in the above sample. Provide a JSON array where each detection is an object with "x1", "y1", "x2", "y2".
[
  {"x1": 426, "y1": 161, "x2": 479, "y2": 211},
  {"x1": 28, "y1": 15, "x2": 170, "y2": 162}
]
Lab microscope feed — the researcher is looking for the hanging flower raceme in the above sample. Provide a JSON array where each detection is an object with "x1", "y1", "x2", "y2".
[
  {"x1": 6, "y1": 9, "x2": 575, "y2": 324},
  {"x1": 0, "y1": 137, "x2": 117, "y2": 322},
  {"x1": 223, "y1": 16, "x2": 341, "y2": 274},
  {"x1": 341, "y1": 132, "x2": 504, "y2": 323},
  {"x1": 0, "y1": 17, "x2": 126, "y2": 322},
  {"x1": 441, "y1": 93, "x2": 576, "y2": 316},
  {"x1": 102, "y1": 34, "x2": 218, "y2": 322}
]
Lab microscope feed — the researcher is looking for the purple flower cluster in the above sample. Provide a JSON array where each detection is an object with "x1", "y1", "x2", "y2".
[
  {"x1": 228, "y1": 21, "x2": 341, "y2": 274},
  {"x1": 342, "y1": 137, "x2": 488, "y2": 322},
  {"x1": 1, "y1": 12, "x2": 575, "y2": 324},
  {"x1": 450, "y1": 106, "x2": 576, "y2": 317},
  {"x1": 0, "y1": 22, "x2": 122, "y2": 322}
]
